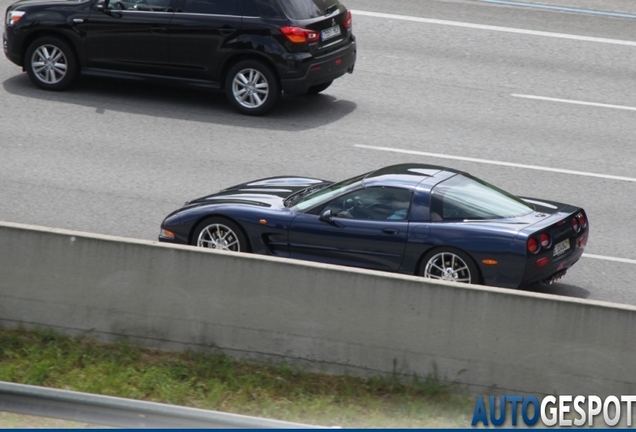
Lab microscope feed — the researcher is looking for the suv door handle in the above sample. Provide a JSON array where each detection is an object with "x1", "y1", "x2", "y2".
[
  {"x1": 382, "y1": 228, "x2": 400, "y2": 235},
  {"x1": 219, "y1": 26, "x2": 236, "y2": 36}
]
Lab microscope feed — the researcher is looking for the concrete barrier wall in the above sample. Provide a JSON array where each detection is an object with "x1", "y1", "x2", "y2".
[{"x1": 1, "y1": 221, "x2": 635, "y2": 396}]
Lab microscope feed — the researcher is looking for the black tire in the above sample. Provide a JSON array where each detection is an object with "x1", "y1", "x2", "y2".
[
  {"x1": 25, "y1": 36, "x2": 78, "y2": 91},
  {"x1": 225, "y1": 60, "x2": 280, "y2": 116},
  {"x1": 191, "y1": 217, "x2": 250, "y2": 252},
  {"x1": 306, "y1": 80, "x2": 332, "y2": 95},
  {"x1": 418, "y1": 247, "x2": 481, "y2": 285}
]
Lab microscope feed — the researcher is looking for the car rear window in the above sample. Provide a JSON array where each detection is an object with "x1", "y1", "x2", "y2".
[
  {"x1": 430, "y1": 174, "x2": 533, "y2": 221},
  {"x1": 277, "y1": 0, "x2": 340, "y2": 20}
]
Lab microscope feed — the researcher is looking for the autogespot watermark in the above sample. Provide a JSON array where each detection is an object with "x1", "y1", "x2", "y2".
[{"x1": 471, "y1": 395, "x2": 636, "y2": 427}]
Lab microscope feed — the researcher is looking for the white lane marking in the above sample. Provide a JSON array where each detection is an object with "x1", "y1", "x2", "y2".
[
  {"x1": 583, "y1": 254, "x2": 636, "y2": 265},
  {"x1": 477, "y1": 0, "x2": 636, "y2": 19},
  {"x1": 352, "y1": 10, "x2": 636, "y2": 47},
  {"x1": 354, "y1": 144, "x2": 636, "y2": 183},
  {"x1": 512, "y1": 94, "x2": 636, "y2": 112}
]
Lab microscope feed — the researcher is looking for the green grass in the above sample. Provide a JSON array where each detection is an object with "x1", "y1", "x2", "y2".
[{"x1": 0, "y1": 327, "x2": 475, "y2": 427}]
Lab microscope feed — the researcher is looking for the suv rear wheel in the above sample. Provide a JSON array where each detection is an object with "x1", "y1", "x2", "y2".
[
  {"x1": 225, "y1": 59, "x2": 280, "y2": 116},
  {"x1": 25, "y1": 36, "x2": 77, "y2": 91}
]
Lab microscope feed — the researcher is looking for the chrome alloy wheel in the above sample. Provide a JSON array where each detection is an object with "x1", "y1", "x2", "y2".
[
  {"x1": 31, "y1": 45, "x2": 68, "y2": 85},
  {"x1": 232, "y1": 68, "x2": 269, "y2": 109},
  {"x1": 424, "y1": 252, "x2": 472, "y2": 283},
  {"x1": 196, "y1": 223, "x2": 241, "y2": 252}
]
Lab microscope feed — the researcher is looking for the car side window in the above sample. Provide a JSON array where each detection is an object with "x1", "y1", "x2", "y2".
[
  {"x1": 183, "y1": 0, "x2": 241, "y2": 15},
  {"x1": 324, "y1": 187, "x2": 412, "y2": 221}
]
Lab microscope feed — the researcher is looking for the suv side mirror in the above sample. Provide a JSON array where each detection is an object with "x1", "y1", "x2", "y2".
[{"x1": 319, "y1": 209, "x2": 333, "y2": 222}]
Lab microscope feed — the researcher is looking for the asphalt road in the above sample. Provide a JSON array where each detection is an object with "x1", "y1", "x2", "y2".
[{"x1": 2, "y1": 0, "x2": 636, "y2": 305}]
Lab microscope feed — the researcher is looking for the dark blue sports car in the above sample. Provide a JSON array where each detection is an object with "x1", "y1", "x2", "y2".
[{"x1": 159, "y1": 164, "x2": 588, "y2": 289}]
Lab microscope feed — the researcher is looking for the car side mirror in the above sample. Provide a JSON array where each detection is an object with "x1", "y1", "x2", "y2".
[
  {"x1": 319, "y1": 209, "x2": 333, "y2": 222},
  {"x1": 96, "y1": 0, "x2": 109, "y2": 11}
]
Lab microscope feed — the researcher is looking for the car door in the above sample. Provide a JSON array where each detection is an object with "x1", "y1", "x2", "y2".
[
  {"x1": 167, "y1": 0, "x2": 243, "y2": 81},
  {"x1": 84, "y1": 0, "x2": 176, "y2": 74},
  {"x1": 288, "y1": 187, "x2": 412, "y2": 272}
]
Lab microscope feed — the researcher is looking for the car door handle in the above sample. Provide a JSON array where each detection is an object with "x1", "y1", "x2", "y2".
[
  {"x1": 382, "y1": 228, "x2": 400, "y2": 235},
  {"x1": 150, "y1": 26, "x2": 166, "y2": 33}
]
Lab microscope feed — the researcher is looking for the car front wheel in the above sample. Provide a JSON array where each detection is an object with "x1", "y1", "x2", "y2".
[
  {"x1": 419, "y1": 248, "x2": 480, "y2": 284},
  {"x1": 225, "y1": 60, "x2": 280, "y2": 116},
  {"x1": 192, "y1": 217, "x2": 249, "y2": 252},
  {"x1": 25, "y1": 36, "x2": 77, "y2": 91}
]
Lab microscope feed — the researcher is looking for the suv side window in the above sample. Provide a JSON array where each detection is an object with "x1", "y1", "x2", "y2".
[
  {"x1": 107, "y1": 0, "x2": 173, "y2": 11},
  {"x1": 183, "y1": 0, "x2": 241, "y2": 15},
  {"x1": 241, "y1": 0, "x2": 280, "y2": 17}
]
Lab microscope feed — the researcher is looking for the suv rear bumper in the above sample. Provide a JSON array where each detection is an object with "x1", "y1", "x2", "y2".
[{"x1": 280, "y1": 40, "x2": 356, "y2": 95}]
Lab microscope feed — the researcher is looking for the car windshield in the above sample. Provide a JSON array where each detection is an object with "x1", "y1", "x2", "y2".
[
  {"x1": 278, "y1": 0, "x2": 340, "y2": 19},
  {"x1": 289, "y1": 174, "x2": 365, "y2": 211},
  {"x1": 431, "y1": 174, "x2": 533, "y2": 221}
]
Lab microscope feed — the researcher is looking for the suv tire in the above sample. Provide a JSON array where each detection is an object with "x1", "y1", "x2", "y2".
[
  {"x1": 25, "y1": 36, "x2": 77, "y2": 91},
  {"x1": 225, "y1": 59, "x2": 280, "y2": 116}
]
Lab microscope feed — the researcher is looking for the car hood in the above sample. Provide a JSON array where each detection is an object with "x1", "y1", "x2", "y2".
[{"x1": 184, "y1": 176, "x2": 332, "y2": 208}]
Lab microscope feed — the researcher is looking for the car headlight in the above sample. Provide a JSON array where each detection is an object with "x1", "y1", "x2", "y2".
[{"x1": 6, "y1": 10, "x2": 25, "y2": 26}]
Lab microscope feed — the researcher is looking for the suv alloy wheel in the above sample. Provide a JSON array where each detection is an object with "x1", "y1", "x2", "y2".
[{"x1": 226, "y1": 60, "x2": 280, "y2": 116}]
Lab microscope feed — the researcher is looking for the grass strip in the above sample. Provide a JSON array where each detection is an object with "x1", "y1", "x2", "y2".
[{"x1": 0, "y1": 327, "x2": 474, "y2": 427}]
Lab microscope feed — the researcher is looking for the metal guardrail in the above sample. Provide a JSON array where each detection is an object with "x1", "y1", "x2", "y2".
[{"x1": 0, "y1": 381, "x2": 324, "y2": 428}]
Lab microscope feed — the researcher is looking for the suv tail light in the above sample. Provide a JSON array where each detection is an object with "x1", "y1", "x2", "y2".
[
  {"x1": 343, "y1": 9, "x2": 352, "y2": 29},
  {"x1": 280, "y1": 26, "x2": 320, "y2": 44}
]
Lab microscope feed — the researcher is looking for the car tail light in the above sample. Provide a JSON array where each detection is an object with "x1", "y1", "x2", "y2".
[
  {"x1": 536, "y1": 257, "x2": 549, "y2": 268},
  {"x1": 343, "y1": 9, "x2": 352, "y2": 29},
  {"x1": 576, "y1": 212, "x2": 587, "y2": 228},
  {"x1": 572, "y1": 217, "x2": 580, "y2": 233},
  {"x1": 578, "y1": 236, "x2": 587, "y2": 247},
  {"x1": 527, "y1": 237, "x2": 539, "y2": 254},
  {"x1": 280, "y1": 26, "x2": 320, "y2": 44},
  {"x1": 539, "y1": 233, "x2": 551, "y2": 248},
  {"x1": 7, "y1": 10, "x2": 25, "y2": 26}
]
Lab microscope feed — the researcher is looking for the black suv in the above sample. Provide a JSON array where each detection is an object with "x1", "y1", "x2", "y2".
[{"x1": 3, "y1": 0, "x2": 356, "y2": 115}]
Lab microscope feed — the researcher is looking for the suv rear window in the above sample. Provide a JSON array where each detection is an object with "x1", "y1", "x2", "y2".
[{"x1": 277, "y1": 0, "x2": 340, "y2": 20}]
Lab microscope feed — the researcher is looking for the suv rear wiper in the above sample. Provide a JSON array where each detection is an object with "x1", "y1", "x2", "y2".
[{"x1": 324, "y1": 4, "x2": 338, "y2": 15}]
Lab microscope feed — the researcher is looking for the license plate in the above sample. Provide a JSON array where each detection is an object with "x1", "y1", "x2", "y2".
[
  {"x1": 321, "y1": 25, "x2": 341, "y2": 41},
  {"x1": 553, "y1": 239, "x2": 570, "y2": 257}
]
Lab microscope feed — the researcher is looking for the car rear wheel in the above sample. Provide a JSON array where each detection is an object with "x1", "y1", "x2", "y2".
[
  {"x1": 306, "y1": 81, "x2": 333, "y2": 95},
  {"x1": 25, "y1": 36, "x2": 77, "y2": 91},
  {"x1": 419, "y1": 248, "x2": 480, "y2": 284},
  {"x1": 192, "y1": 217, "x2": 249, "y2": 252},
  {"x1": 225, "y1": 60, "x2": 280, "y2": 116}
]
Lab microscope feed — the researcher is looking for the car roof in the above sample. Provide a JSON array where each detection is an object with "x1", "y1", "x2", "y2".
[{"x1": 361, "y1": 163, "x2": 460, "y2": 189}]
